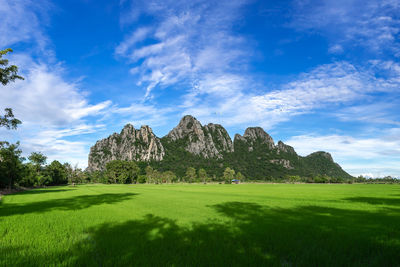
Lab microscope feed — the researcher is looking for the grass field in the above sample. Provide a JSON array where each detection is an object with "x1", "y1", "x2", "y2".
[{"x1": 1, "y1": 184, "x2": 400, "y2": 266}]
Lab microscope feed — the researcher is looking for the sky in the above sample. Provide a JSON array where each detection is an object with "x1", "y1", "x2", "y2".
[{"x1": 0, "y1": 0, "x2": 399, "y2": 177}]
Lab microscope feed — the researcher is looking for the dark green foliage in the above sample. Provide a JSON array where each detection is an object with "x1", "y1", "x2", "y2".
[
  {"x1": 0, "y1": 48, "x2": 24, "y2": 86},
  {"x1": 44, "y1": 160, "x2": 68, "y2": 185},
  {"x1": 198, "y1": 168, "x2": 208, "y2": 183},
  {"x1": 0, "y1": 142, "x2": 24, "y2": 189},
  {"x1": 105, "y1": 160, "x2": 140, "y2": 184},
  {"x1": 28, "y1": 152, "x2": 47, "y2": 166},
  {"x1": 0, "y1": 108, "x2": 21, "y2": 130},
  {"x1": 150, "y1": 134, "x2": 353, "y2": 181}
]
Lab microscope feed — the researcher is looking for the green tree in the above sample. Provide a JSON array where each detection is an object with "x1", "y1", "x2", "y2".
[
  {"x1": 0, "y1": 142, "x2": 24, "y2": 189},
  {"x1": 1, "y1": 48, "x2": 23, "y2": 130},
  {"x1": 198, "y1": 168, "x2": 208, "y2": 183},
  {"x1": 44, "y1": 160, "x2": 68, "y2": 185},
  {"x1": 0, "y1": 48, "x2": 24, "y2": 189},
  {"x1": 27, "y1": 152, "x2": 48, "y2": 186},
  {"x1": 185, "y1": 167, "x2": 197, "y2": 183},
  {"x1": 0, "y1": 48, "x2": 24, "y2": 85},
  {"x1": 145, "y1": 166, "x2": 154, "y2": 184},
  {"x1": 0, "y1": 108, "x2": 21, "y2": 130},
  {"x1": 28, "y1": 152, "x2": 47, "y2": 167},
  {"x1": 236, "y1": 171, "x2": 244, "y2": 182},
  {"x1": 223, "y1": 167, "x2": 235, "y2": 184},
  {"x1": 105, "y1": 160, "x2": 140, "y2": 184},
  {"x1": 162, "y1": 170, "x2": 176, "y2": 183}
]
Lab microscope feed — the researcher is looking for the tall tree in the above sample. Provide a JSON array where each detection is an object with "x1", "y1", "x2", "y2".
[
  {"x1": 1, "y1": 49, "x2": 23, "y2": 130},
  {"x1": 185, "y1": 167, "x2": 197, "y2": 183},
  {"x1": 198, "y1": 168, "x2": 208, "y2": 183},
  {"x1": 223, "y1": 167, "x2": 235, "y2": 184},
  {"x1": 0, "y1": 49, "x2": 24, "y2": 189},
  {"x1": 45, "y1": 160, "x2": 68, "y2": 185},
  {"x1": 0, "y1": 142, "x2": 24, "y2": 189}
]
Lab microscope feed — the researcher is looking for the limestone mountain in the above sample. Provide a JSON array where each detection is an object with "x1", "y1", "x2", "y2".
[
  {"x1": 88, "y1": 115, "x2": 352, "y2": 180},
  {"x1": 88, "y1": 124, "x2": 164, "y2": 171},
  {"x1": 165, "y1": 115, "x2": 233, "y2": 159}
]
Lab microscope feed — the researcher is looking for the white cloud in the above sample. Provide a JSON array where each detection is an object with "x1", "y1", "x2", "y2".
[
  {"x1": 118, "y1": 0, "x2": 251, "y2": 99},
  {"x1": 328, "y1": 44, "x2": 344, "y2": 54},
  {"x1": 183, "y1": 60, "x2": 400, "y2": 130},
  {"x1": 0, "y1": 0, "x2": 51, "y2": 51},
  {"x1": 0, "y1": 57, "x2": 112, "y2": 168},
  {"x1": 291, "y1": 0, "x2": 400, "y2": 54},
  {"x1": 1, "y1": 58, "x2": 111, "y2": 126}
]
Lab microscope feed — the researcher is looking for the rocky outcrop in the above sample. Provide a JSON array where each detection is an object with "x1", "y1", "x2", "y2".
[
  {"x1": 88, "y1": 124, "x2": 164, "y2": 171},
  {"x1": 165, "y1": 115, "x2": 233, "y2": 159},
  {"x1": 234, "y1": 127, "x2": 275, "y2": 152},
  {"x1": 269, "y1": 159, "x2": 294, "y2": 169},
  {"x1": 277, "y1": 141, "x2": 296, "y2": 155}
]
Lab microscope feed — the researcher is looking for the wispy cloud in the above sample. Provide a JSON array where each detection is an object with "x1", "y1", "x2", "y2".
[
  {"x1": 117, "y1": 0, "x2": 252, "y2": 99},
  {"x1": 0, "y1": 0, "x2": 52, "y2": 51},
  {"x1": 0, "y1": 57, "x2": 111, "y2": 167},
  {"x1": 183, "y1": 60, "x2": 400, "y2": 130},
  {"x1": 291, "y1": 0, "x2": 400, "y2": 54}
]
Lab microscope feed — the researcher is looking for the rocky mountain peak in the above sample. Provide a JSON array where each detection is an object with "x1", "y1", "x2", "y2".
[
  {"x1": 167, "y1": 115, "x2": 203, "y2": 141},
  {"x1": 277, "y1": 141, "x2": 296, "y2": 155},
  {"x1": 166, "y1": 115, "x2": 233, "y2": 158},
  {"x1": 88, "y1": 123, "x2": 165, "y2": 171},
  {"x1": 241, "y1": 127, "x2": 275, "y2": 149}
]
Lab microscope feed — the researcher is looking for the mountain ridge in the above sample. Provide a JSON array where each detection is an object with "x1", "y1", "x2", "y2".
[{"x1": 88, "y1": 115, "x2": 352, "y2": 180}]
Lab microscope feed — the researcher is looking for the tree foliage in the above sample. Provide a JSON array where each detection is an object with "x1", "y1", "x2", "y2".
[
  {"x1": 0, "y1": 48, "x2": 24, "y2": 86},
  {"x1": 105, "y1": 160, "x2": 140, "y2": 184},
  {"x1": 0, "y1": 108, "x2": 21, "y2": 130},
  {"x1": 223, "y1": 167, "x2": 235, "y2": 184},
  {"x1": 28, "y1": 152, "x2": 47, "y2": 167},
  {"x1": 185, "y1": 167, "x2": 197, "y2": 183},
  {"x1": 198, "y1": 168, "x2": 208, "y2": 183},
  {"x1": 0, "y1": 142, "x2": 24, "y2": 189}
]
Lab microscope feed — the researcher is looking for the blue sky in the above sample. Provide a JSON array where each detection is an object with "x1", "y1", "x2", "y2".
[{"x1": 1, "y1": 0, "x2": 399, "y2": 177}]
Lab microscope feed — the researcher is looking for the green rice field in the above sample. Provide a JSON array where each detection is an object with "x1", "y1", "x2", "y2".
[{"x1": 1, "y1": 184, "x2": 399, "y2": 266}]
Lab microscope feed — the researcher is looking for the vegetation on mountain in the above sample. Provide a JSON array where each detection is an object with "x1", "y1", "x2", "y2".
[{"x1": 88, "y1": 115, "x2": 353, "y2": 181}]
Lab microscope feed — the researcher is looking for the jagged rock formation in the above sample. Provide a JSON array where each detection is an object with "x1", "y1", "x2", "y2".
[
  {"x1": 235, "y1": 127, "x2": 275, "y2": 151},
  {"x1": 165, "y1": 115, "x2": 233, "y2": 159},
  {"x1": 88, "y1": 115, "x2": 352, "y2": 179},
  {"x1": 277, "y1": 141, "x2": 296, "y2": 155},
  {"x1": 88, "y1": 124, "x2": 164, "y2": 171}
]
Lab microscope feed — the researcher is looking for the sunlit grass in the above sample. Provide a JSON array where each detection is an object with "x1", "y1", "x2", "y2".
[{"x1": 1, "y1": 184, "x2": 399, "y2": 266}]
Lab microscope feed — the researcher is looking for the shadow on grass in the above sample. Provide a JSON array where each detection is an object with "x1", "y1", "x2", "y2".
[
  {"x1": 18, "y1": 202, "x2": 397, "y2": 266},
  {"x1": 0, "y1": 193, "x2": 137, "y2": 217},
  {"x1": 344, "y1": 196, "x2": 400, "y2": 206},
  {"x1": 15, "y1": 188, "x2": 76, "y2": 195}
]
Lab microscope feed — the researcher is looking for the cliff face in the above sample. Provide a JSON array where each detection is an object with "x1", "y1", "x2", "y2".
[
  {"x1": 165, "y1": 115, "x2": 233, "y2": 159},
  {"x1": 88, "y1": 115, "x2": 352, "y2": 179},
  {"x1": 88, "y1": 124, "x2": 164, "y2": 171}
]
